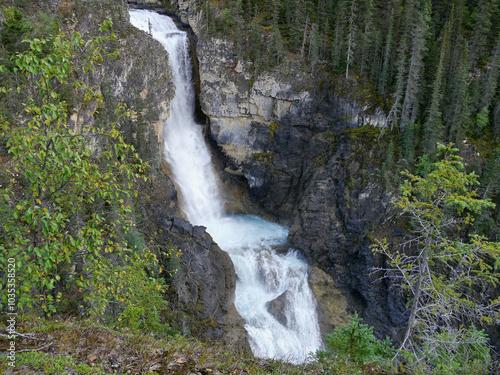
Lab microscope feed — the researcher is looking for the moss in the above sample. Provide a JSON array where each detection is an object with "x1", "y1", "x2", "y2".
[
  {"x1": 315, "y1": 153, "x2": 327, "y2": 166},
  {"x1": 329, "y1": 72, "x2": 391, "y2": 114},
  {"x1": 252, "y1": 152, "x2": 275, "y2": 162},
  {"x1": 248, "y1": 75, "x2": 255, "y2": 90},
  {"x1": 343, "y1": 125, "x2": 381, "y2": 142},
  {"x1": 269, "y1": 122, "x2": 278, "y2": 137}
]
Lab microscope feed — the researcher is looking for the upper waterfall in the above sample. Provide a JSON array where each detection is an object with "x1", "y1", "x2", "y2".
[
  {"x1": 130, "y1": 9, "x2": 224, "y2": 225},
  {"x1": 129, "y1": 9, "x2": 322, "y2": 364}
]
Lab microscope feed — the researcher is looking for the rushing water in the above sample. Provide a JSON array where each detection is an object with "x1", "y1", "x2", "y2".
[{"x1": 129, "y1": 9, "x2": 322, "y2": 363}]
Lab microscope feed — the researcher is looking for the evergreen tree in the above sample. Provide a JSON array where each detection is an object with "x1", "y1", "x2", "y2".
[
  {"x1": 203, "y1": 1, "x2": 214, "y2": 33},
  {"x1": 271, "y1": 25, "x2": 286, "y2": 65},
  {"x1": 359, "y1": 0, "x2": 374, "y2": 77},
  {"x1": 233, "y1": 0, "x2": 244, "y2": 58},
  {"x1": 331, "y1": 8, "x2": 346, "y2": 69},
  {"x1": 272, "y1": 0, "x2": 280, "y2": 26},
  {"x1": 494, "y1": 98, "x2": 500, "y2": 137},
  {"x1": 300, "y1": 13, "x2": 310, "y2": 58},
  {"x1": 308, "y1": 22, "x2": 320, "y2": 67},
  {"x1": 345, "y1": 0, "x2": 358, "y2": 78},
  {"x1": 446, "y1": 43, "x2": 471, "y2": 144},
  {"x1": 400, "y1": 0, "x2": 431, "y2": 129},
  {"x1": 379, "y1": 8, "x2": 395, "y2": 95},
  {"x1": 374, "y1": 144, "x2": 499, "y2": 374},
  {"x1": 249, "y1": 16, "x2": 262, "y2": 67},
  {"x1": 0, "y1": 7, "x2": 32, "y2": 54},
  {"x1": 469, "y1": 0, "x2": 499, "y2": 67},
  {"x1": 387, "y1": 32, "x2": 409, "y2": 129},
  {"x1": 475, "y1": 106, "x2": 490, "y2": 137},
  {"x1": 290, "y1": 0, "x2": 307, "y2": 52},
  {"x1": 480, "y1": 39, "x2": 500, "y2": 110},
  {"x1": 369, "y1": 30, "x2": 383, "y2": 84},
  {"x1": 423, "y1": 21, "x2": 450, "y2": 153}
]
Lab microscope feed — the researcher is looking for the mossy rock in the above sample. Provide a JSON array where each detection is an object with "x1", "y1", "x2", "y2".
[
  {"x1": 343, "y1": 125, "x2": 381, "y2": 142},
  {"x1": 252, "y1": 152, "x2": 275, "y2": 162}
]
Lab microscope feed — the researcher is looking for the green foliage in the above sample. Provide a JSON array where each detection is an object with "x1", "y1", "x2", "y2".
[
  {"x1": 373, "y1": 143, "x2": 500, "y2": 373},
  {"x1": 421, "y1": 325, "x2": 491, "y2": 375},
  {"x1": 379, "y1": 139, "x2": 395, "y2": 186},
  {"x1": 0, "y1": 7, "x2": 33, "y2": 54},
  {"x1": 199, "y1": 1, "x2": 500, "y2": 184},
  {"x1": 319, "y1": 313, "x2": 396, "y2": 369},
  {"x1": 12, "y1": 351, "x2": 112, "y2": 375},
  {"x1": 222, "y1": 8, "x2": 234, "y2": 26},
  {"x1": 475, "y1": 106, "x2": 490, "y2": 137},
  {"x1": 0, "y1": 18, "x2": 158, "y2": 317},
  {"x1": 90, "y1": 262, "x2": 173, "y2": 336}
]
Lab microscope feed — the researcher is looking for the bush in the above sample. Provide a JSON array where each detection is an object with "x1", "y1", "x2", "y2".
[
  {"x1": 90, "y1": 262, "x2": 173, "y2": 337},
  {"x1": 318, "y1": 313, "x2": 396, "y2": 369}
]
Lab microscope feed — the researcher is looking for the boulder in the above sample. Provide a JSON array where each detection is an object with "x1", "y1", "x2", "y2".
[{"x1": 266, "y1": 291, "x2": 290, "y2": 327}]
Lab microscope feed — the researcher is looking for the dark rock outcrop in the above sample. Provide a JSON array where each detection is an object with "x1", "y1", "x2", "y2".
[
  {"x1": 154, "y1": 217, "x2": 249, "y2": 351},
  {"x1": 290, "y1": 137, "x2": 408, "y2": 340},
  {"x1": 266, "y1": 291, "x2": 289, "y2": 327}
]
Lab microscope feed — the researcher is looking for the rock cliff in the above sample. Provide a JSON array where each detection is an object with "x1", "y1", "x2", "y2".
[{"x1": 169, "y1": 0, "x2": 407, "y2": 341}]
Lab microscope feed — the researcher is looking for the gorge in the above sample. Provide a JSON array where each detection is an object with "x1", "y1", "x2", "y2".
[
  {"x1": 3, "y1": 0, "x2": 498, "y2": 372},
  {"x1": 129, "y1": 9, "x2": 322, "y2": 363}
]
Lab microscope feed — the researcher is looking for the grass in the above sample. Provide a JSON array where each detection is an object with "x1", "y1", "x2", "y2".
[
  {"x1": 5, "y1": 352, "x2": 113, "y2": 375},
  {"x1": 0, "y1": 314, "x2": 348, "y2": 374}
]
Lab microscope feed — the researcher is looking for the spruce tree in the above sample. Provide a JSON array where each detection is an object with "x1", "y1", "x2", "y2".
[
  {"x1": 423, "y1": 21, "x2": 450, "y2": 153},
  {"x1": 387, "y1": 32, "x2": 409, "y2": 129},
  {"x1": 345, "y1": 0, "x2": 358, "y2": 79},
  {"x1": 369, "y1": 30, "x2": 383, "y2": 84},
  {"x1": 469, "y1": 0, "x2": 499, "y2": 68},
  {"x1": 249, "y1": 15, "x2": 262, "y2": 68},
  {"x1": 400, "y1": 0, "x2": 431, "y2": 129},
  {"x1": 373, "y1": 144, "x2": 499, "y2": 374},
  {"x1": 379, "y1": 8, "x2": 395, "y2": 95},
  {"x1": 480, "y1": 39, "x2": 500, "y2": 110},
  {"x1": 290, "y1": 0, "x2": 307, "y2": 52},
  {"x1": 271, "y1": 25, "x2": 286, "y2": 65},
  {"x1": 446, "y1": 43, "x2": 471, "y2": 144},
  {"x1": 300, "y1": 13, "x2": 310, "y2": 58},
  {"x1": 309, "y1": 22, "x2": 320, "y2": 67},
  {"x1": 494, "y1": 98, "x2": 500, "y2": 137},
  {"x1": 359, "y1": 0, "x2": 374, "y2": 77}
]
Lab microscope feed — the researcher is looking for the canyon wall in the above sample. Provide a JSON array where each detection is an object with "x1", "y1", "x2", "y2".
[{"x1": 168, "y1": 0, "x2": 407, "y2": 340}]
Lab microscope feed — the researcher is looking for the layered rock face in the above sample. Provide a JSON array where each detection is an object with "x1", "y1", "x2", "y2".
[{"x1": 170, "y1": 0, "x2": 406, "y2": 341}]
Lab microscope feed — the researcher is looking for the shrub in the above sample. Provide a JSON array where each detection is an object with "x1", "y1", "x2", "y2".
[
  {"x1": 90, "y1": 262, "x2": 173, "y2": 336},
  {"x1": 318, "y1": 313, "x2": 396, "y2": 369}
]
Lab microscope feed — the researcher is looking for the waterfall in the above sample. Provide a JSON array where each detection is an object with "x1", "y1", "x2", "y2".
[{"x1": 129, "y1": 9, "x2": 322, "y2": 364}]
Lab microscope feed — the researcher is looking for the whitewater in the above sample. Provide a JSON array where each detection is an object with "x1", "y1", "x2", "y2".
[{"x1": 129, "y1": 9, "x2": 322, "y2": 363}]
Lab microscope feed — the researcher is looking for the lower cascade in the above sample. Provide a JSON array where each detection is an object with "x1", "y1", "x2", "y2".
[{"x1": 129, "y1": 9, "x2": 322, "y2": 363}]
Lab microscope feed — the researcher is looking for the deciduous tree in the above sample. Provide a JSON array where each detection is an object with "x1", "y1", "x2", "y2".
[{"x1": 0, "y1": 20, "x2": 155, "y2": 315}]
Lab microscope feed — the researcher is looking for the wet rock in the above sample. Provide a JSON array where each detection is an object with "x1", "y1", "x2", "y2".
[
  {"x1": 192, "y1": 225, "x2": 207, "y2": 239},
  {"x1": 266, "y1": 291, "x2": 290, "y2": 327},
  {"x1": 155, "y1": 218, "x2": 249, "y2": 352},
  {"x1": 289, "y1": 139, "x2": 407, "y2": 339}
]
